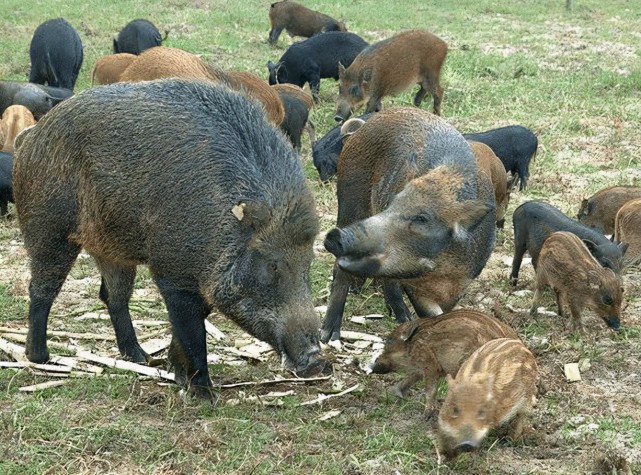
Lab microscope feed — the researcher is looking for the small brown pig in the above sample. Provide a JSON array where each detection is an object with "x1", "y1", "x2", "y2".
[
  {"x1": 437, "y1": 338, "x2": 538, "y2": 459},
  {"x1": 370, "y1": 309, "x2": 518, "y2": 416},
  {"x1": 614, "y1": 198, "x2": 641, "y2": 266},
  {"x1": 530, "y1": 231, "x2": 623, "y2": 331},
  {"x1": 91, "y1": 53, "x2": 137, "y2": 85},
  {"x1": 578, "y1": 185, "x2": 641, "y2": 235},
  {"x1": 1, "y1": 105, "x2": 36, "y2": 153}
]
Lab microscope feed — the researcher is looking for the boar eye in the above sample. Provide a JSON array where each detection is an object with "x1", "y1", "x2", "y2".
[
  {"x1": 603, "y1": 294, "x2": 614, "y2": 305},
  {"x1": 477, "y1": 408, "x2": 487, "y2": 419},
  {"x1": 451, "y1": 406, "x2": 460, "y2": 418},
  {"x1": 411, "y1": 214, "x2": 429, "y2": 225}
]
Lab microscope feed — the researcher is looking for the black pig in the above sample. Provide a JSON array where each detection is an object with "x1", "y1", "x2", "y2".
[
  {"x1": 29, "y1": 18, "x2": 83, "y2": 90},
  {"x1": 113, "y1": 19, "x2": 163, "y2": 55},
  {"x1": 510, "y1": 200, "x2": 627, "y2": 285},
  {"x1": 0, "y1": 152, "x2": 13, "y2": 216},
  {"x1": 13, "y1": 79, "x2": 326, "y2": 399},
  {"x1": 0, "y1": 81, "x2": 73, "y2": 120},
  {"x1": 267, "y1": 31, "x2": 368, "y2": 101},
  {"x1": 462, "y1": 125, "x2": 537, "y2": 191}
]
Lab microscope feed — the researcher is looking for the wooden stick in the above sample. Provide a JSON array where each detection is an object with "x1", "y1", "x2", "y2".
[
  {"x1": 0, "y1": 336, "x2": 28, "y2": 362},
  {"x1": 76, "y1": 350, "x2": 175, "y2": 382},
  {"x1": 300, "y1": 384, "x2": 360, "y2": 406},
  {"x1": 19, "y1": 380, "x2": 69, "y2": 392},
  {"x1": 220, "y1": 375, "x2": 331, "y2": 389},
  {"x1": 0, "y1": 327, "x2": 116, "y2": 341},
  {"x1": 223, "y1": 346, "x2": 267, "y2": 362},
  {"x1": 204, "y1": 320, "x2": 226, "y2": 340},
  {"x1": 140, "y1": 337, "x2": 171, "y2": 355},
  {"x1": 340, "y1": 330, "x2": 383, "y2": 343},
  {"x1": 0, "y1": 361, "x2": 72, "y2": 373},
  {"x1": 49, "y1": 355, "x2": 104, "y2": 374}
]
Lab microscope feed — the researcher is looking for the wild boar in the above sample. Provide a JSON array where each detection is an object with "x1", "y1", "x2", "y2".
[
  {"x1": 438, "y1": 338, "x2": 538, "y2": 459},
  {"x1": 530, "y1": 231, "x2": 623, "y2": 331},
  {"x1": 334, "y1": 29, "x2": 448, "y2": 121},
  {"x1": 577, "y1": 185, "x2": 641, "y2": 235},
  {"x1": 370, "y1": 309, "x2": 518, "y2": 416},
  {"x1": 1, "y1": 105, "x2": 36, "y2": 153},
  {"x1": 0, "y1": 151, "x2": 12, "y2": 217},
  {"x1": 268, "y1": 0, "x2": 346, "y2": 45},
  {"x1": 510, "y1": 200, "x2": 627, "y2": 285},
  {"x1": 462, "y1": 125, "x2": 538, "y2": 191},
  {"x1": 0, "y1": 81, "x2": 73, "y2": 120},
  {"x1": 29, "y1": 18, "x2": 83, "y2": 91},
  {"x1": 113, "y1": 19, "x2": 163, "y2": 55},
  {"x1": 614, "y1": 198, "x2": 641, "y2": 266},
  {"x1": 120, "y1": 47, "x2": 284, "y2": 126},
  {"x1": 311, "y1": 112, "x2": 373, "y2": 182},
  {"x1": 468, "y1": 140, "x2": 511, "y2": 229},
  {"x1": 13, "y1": 79, "x2": 326, "y2": 399},
  {"x1": 271, "y1": 83, "x2": 314, "y2": 150},
  {"x1": 322, "y1": 107, "x2": 496, "y2": 342},
  {"x1": 267, "y1": 31, "x2": 368, "y2": 100},
  {"x1": 91, "y1": 53, "x2": 138, "y2": 85}
]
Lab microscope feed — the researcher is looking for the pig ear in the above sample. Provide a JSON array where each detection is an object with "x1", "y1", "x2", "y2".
[
  {"x1": 360, "y1": 68, "x2": 373, "y2": 84},
  {"x1": 399, "y1": 320, "x2": 419, "y2": 342},
  {"x1": 587, "y1": 270, "x2": 601, "y2": 289},
  {"x1": 232, "y1": 200, "x2": 271, "y2": 231},
  {"x1": 445, "y1": 374, "x2": 456, "y2": 386},
  {"x1": 340, "y1": 117, "x2": 365, "y2": 138},
  {"x1": 582, "y1": 239, "x2": 598, "y2": 255},
  {"x1": 451, "y1": 200, "x2": 495, "y2": 241},
  {"x1": 267, "y1": 60, "x2": 275, "y2": 71},
  {"x1": 338, "y1": 62, "x2": 346, "y2": 77},
  {"x1": 618, "y1": 241, "x2": 629, "y2": 257}
]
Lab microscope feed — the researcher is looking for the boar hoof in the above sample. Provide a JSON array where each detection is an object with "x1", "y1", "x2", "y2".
[
  {"x1": 187, "y1": 384, "x2": 219, "y2": 404},
  {"x1": 126, "y1": 346, "x2": 151, "y2": 364},
  {"x1": 320, "y1": 328, "x2": 340, "y2": 344},
  {"x1": 26, "y1": 348, "x2": 50, "y2": 364},
  {"x1": 509, "y1": 276, "x2": 518, "y2": 286},
  {"x1": 147, "y1": 357, "x2": 167, "y2": 367}
]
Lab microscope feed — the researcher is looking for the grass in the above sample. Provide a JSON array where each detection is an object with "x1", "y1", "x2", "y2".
[{"x1": 1, "y1": 0, "x2": 641, "y2": 473}]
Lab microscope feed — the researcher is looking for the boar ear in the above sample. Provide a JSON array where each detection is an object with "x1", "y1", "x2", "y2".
[
  {"x1": 582, "y1": 239, "x2": 598, "y2": 255},
  {"x1": 267, "y1": 60, "x2": 275, "y2": 71},
  {"x1": 399, "y1": 320, "x2": 420, "y2": 342},
  {"x1": 445, "y1": 374, "x2": 456, "y2": 386},
  {"x1": 338, "y1": 62, "x2": 346, "y2": 77},
  {"x1": 618, "y1": 241, "x2": 629, "y2": 257},
  {"x1": 451, "y1": 200, "x2": 495, "y2": 241},
  {"x1": 232, "y1": 201, "x2": 271, "y2": 232},
  {"x1": 587, "y1": 270, "x2": 601, "y2": 290},
  {"x1": 360, "y1": 68, "x2": 373, "y2": 84},
  {"x1": 340, "y1": 117, "x2": 365, "y2": 138}
]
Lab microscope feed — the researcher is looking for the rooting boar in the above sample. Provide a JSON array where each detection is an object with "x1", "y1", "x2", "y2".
[
  {"x1": 370, "y1": 309, "x2": 518, "y2": 416},
  {"x1": 0, "y1": 151, "x2": 12, "y2": 216},
  {"x1": 530, "y1": 231, "x2": 623, "y2": 331},
  {"x1": 267, "y1": 32, "x2": 368, "y2": 100},
  {"x1": 510, "y1": 200, "x2": 627, "y2": 285},
  {"x1": 13, "y1": 80, "x2": 326, "y2": 399},
  {"x1": 438, "y1": 338, "x2": 538, "y2": 459},
  {"x1": 113, "y1": 19, "x2": 163, "y2": 55},
  {"x1": 120, "y1": 47, "x2": 284, "y2": 125},
  {"x1": 1, "y1": 105, "x2": 36, "y2": 153},
  {"x1": 0, "y1": 81, "x2": 73, "y2": 120},
  {"x1": 271, "y1": 83, "x2": 314, "y2": 150},
  {"x1": 29, "y1": 18, "x2": 83, "y2": 90},
  {"x1": 462, "y1": 125, "x2": 538, "y2": 190},
  {"x1": 268, "y1": 0, "x2": 346, "y2": 45},
  {"x1": 335, "y1": 30, "x2": 448, "y2": 121},
  {"x1": 614, "y1": 198, "x2": 641, "y2": 266},
  {"x1": 91, "y1": 53, "x2": 137, "y2": 85},
  {"x1": 322, "y1": 108, "x2": 496, "y2": 342},
  {"x1": 469, "y1": 140, "x2": 511, "y2": 229},
  {"x1": 577, "y1": 185, "x2": 641, "y2": 235}
]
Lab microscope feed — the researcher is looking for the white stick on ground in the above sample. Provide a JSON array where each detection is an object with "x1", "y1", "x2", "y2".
[
  {"x1": 204, "y1": 320, "x2": 226, "y2": 340},
  {"x1": 299, "y1": 384, "x2": 360, "y2": 406},
  {"x1": 0, "y1": 336, "x2": 28, "y2": 362},
  {"x1": 76, "y1": 350, "x2": 175, "y2": 382},
  {"x1": 19, "y1": 380, "x2": 69, "y2": 392},
  {"x1": 221, "y1": 376, "x2": 331, "y2": 389}
]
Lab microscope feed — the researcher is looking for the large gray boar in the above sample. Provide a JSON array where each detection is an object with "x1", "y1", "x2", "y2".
[
  {"x1": 322, "y1": 108, "x2": 496, "y2": 342},
  {"x1": 14, "y1": 79, "x2": 326, "y2": 399}
]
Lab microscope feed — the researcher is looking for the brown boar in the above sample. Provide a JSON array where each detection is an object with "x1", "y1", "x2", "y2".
[
  {"x1": 91, "y1": 53, "x2": 137, "y2": 85},
  {"x1": 530, "y1": 231, "x2": 623, "y2": 332},
  {"x1": 438, "y1": 338, "x2": 538, "y2": 459},
  {"x1": 1, "y1": 105, "x2": 36, "y2": 153},
  {"x1": 335, "y1": 30, "x2": 447, "y2": 121},
  {"x1": 614, "y1": 198, "x2": 641, "y2": 266},
  {"x1": 120, "y1": 47, "x2": 284, "y2": 125},
  {"x1": 370, "y1": 309, "x2": 518, "y2": 416},
  {"x1": 268, "y1": 0, "x2": 346, "y2": 45},
  {"x1": 468, "y1": 140, "x2": 511, "y2": 229},
  {"x1": 578, "y1": 185, "x2": 641, "y2": 235}
]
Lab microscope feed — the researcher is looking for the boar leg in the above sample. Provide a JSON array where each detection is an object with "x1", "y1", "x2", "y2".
[
  {"x1": 307, "y1": 68, "x2": 322, "y2": 100},
  {"x1": 422, "y1": 364, "x2": 441, "y2": 419},
  {"x1": 26, "y1": 242, "x2": 81, "y2": 363},
  {"x1": 505, "y1": 411, "x2": 527, "y2": 442},
  {"x1": 567, "y1": 299, "x2": 584, "y2": 333},
  {"x1": 529, "y1": 286, "x2": 543, "y2": 315},
  {"x1": 96, "y1": 259, "x2": 149, "y2": 363},
  {"x1": 364, "y1": 95, "x2": 382, "y2": 114},
  {"x1": 392, "y1": 371, "x2": 422, "y2": 398},
  {"x1": 156, "y1": 278, "x2": 214, "y2": 398},
  {"x1": 417, "y1": 73, "x2": 443, "y2": 116},
  {"x1": 510, "y1": 232, "x2": 528, "y2": 285},
  {"x1": 404, "y1": 288, "x2": 443, "y2": 318},
  {"x1": 322, "y1": 267, "x2": 351, "y2": 342},
  {"x1": 382, "y1": 280, "x2": 412, "y2": 323},
  {"x1": 268, "y1": 27, "x2": 283, "y2": 45}
]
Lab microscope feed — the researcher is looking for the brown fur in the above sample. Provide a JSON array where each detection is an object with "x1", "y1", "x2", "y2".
[
  {"x1": 371, "y1": 309, "x2": 518, "y2": 415},
  {"x1": 91, "y1": 53, "x2": 137, "y2": 85},
  {"x1": 469, "y1": 141, "x2": 510, "y2": 227},
  {"x1": 578, "y1": 185, "x2": 641, "y2": 235},
  {"x1": 268, "y1": 0, "x2": 346, "y2": 44},
  {"x1": 1, "y1": 105, "x2": 36, "y2": 153},
  {"x1": 530, "y1": 231, "x2": 623, "y2": 332},
  {"x1": 336, "y1": 30, "x2": 447, "y2": 119},
  {"x1": 614, "y1": 198, "x2": 641, "y2": 266},
  {"x1": 120, "y1": 47, "x2": 284, "y2": 125},
  {"x1": 438, "y1": 338, "x2": 538, "y2": 459}
]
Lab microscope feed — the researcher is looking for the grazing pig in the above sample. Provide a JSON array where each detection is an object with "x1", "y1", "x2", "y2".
[
  {"x1": 469, "y1": 140, "x2": 511, "y2": 229},
  {"x1": 267, "y1": 31, "x2": 368, "y2": 100},
  {"x1": 322, "y1": 107, "x2": 496, "y2": 342},
  {"x1": 438, "y1": 338, "x2": 538, "y2": 459},
  {"x1": 334, "y1": 30, "x2": 448, "y2": 121},
  {"x1": 29, "y1": 18, "x2": 83, "y2": 90},
  {"x1": 530, "y1": 231, "x2": 623, "y2": 331},
  {"x1": 113, "y1": 19, "x2": 163, "y2": 55},
  {"x1": 91, "y1": 53, "x2": 137, "y2": 85},
  {"x1": 577, "y1": 185, "x2": 641, "y2": 235},
  {"x1": 268, "y1": 0, "x2": 346, "y2": 45},
  {"x1": 271, "y1": 83, "x2": 314, "y2": 150},
  {"x1": 370, "y1": 309, "x2": 518, "y2": 416},
  {"x1": 120, "y1": 47, "x2": 284, "y2": 125},
  {"x1": 510, "y1": 200, "x2": 627, "y2": 285},
  {"x1": 13, "y1": 79, "x2": 326, "y2": 399},
  {"x1": 0, "y1": 151, "x2": 13, "y2": 217},
  {"x1": 614, "y1": 198, "x2": 641, "y2": 266},
  {"x1": 462, "y1": 125, "x2": 538, "y2": 190},
  {"x1": 1, "y1": 105, "x2": 36, "y2": 153},
  {"x1": 311, "y1": 112, "x2": 373, "y2": 182},
  {"x1": 0, "y1": 81, "x2": 73, "y2": 119}
]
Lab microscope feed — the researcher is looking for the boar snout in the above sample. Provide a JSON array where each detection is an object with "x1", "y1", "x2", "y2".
[
  {"x1": 337, "y1": 255, "x2": 383, "y2": 276},
  {"x1": 457, "y1": 442, "x2": 475, "y2": 453},
  {"x1": 295, "y1": 352, "x2": 327, "y2": 377},
  {"x1": 605, "y1": 316, "x2": 621, "y2": 330},
  {"x1": 324, "y1": 227, "x2": 352, "y2": 257},
  {"x1": 334, "y1": 102, "x2": 353, "y2": 123}
]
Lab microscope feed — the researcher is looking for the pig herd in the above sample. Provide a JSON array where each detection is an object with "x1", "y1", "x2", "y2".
[{"x1": 0, "y1": 0, "x2": 640, "y2": 463}]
